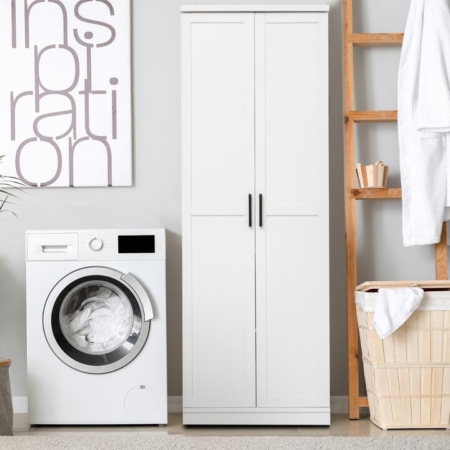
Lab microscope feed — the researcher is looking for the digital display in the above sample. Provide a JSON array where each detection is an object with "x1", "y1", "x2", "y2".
[{"x1": 118, "y1": 235, "x2": 155, "y2": 254}]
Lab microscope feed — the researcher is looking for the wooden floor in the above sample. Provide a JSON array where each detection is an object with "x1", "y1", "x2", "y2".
[{"x1": 14, "y1": 414, "x2": 450, "y2": 437}]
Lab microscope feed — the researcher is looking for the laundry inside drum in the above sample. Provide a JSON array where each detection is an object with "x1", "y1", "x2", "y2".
[{"x1": 59, "y1": 281, "x2": 134, "y2": 355}]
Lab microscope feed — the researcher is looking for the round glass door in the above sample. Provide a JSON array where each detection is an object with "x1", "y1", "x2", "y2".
[{"x1": 43, "y1": 268, "x2": 151, "y2": 374}]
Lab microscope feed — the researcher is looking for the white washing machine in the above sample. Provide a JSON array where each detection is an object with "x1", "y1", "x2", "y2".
[{"x1": 26, "y1": 229, "x2": 167, "y2": 425}]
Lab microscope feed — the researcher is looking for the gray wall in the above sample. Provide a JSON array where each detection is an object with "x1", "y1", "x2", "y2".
[{"x1": 0, "y1": 0, "x2": 432, "y2": 401}]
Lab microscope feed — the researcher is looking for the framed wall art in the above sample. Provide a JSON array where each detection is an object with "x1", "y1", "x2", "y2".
[{"x1": 0, "y1": 0, "x2": 132, "y2": 187}]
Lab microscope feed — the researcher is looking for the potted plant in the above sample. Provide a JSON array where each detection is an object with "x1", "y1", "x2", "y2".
[{"x1": 0, "y1": 155, "x2": 23, "y2": 436}]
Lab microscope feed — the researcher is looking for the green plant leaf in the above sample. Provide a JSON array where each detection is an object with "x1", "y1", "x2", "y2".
[
  {"x1": 0, "y1": 189, "x2": 19, "y2": 198},
  {"x1": 0, "y1": 154, "x2": 25, "y2": 216}
]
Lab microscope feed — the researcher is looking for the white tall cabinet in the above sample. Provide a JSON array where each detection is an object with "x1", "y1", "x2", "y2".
[{"x1": 182, "y1": 5, "x2": 329, "y2": 426}]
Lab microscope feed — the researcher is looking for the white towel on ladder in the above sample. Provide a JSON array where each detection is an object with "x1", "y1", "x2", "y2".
[
  {"x1": 374, "y1": 288, "x2": 425, "y2": 339},
  {"x1": 399, "y1": 0, "x2": 450, "y2": 247}
]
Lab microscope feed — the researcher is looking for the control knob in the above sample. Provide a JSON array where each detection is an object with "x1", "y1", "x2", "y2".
[{"x1": 89, "y1": 238, "x2": 103, "y2": 252}]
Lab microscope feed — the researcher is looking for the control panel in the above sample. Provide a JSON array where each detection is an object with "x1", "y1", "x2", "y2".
[{"x1": 27, "y1": 229, "x2": 166, "y2": 261}]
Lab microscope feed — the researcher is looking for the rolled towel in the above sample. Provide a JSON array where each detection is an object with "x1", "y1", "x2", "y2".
[{"x1": 374, "y1": 287, "x2": 425, "y2": 339}]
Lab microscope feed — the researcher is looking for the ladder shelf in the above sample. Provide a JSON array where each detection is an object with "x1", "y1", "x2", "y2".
[
  {"x1": 347, "y1": 110, "x2": 397, "y2": 123},
  {"x1": 351, "y1": 188, "x2": 402, "y2": 200},
  {"x1": 349, "y1": 33, "x2": 404, "y2": 46},
  {"x1": 343, "y1": 0, "x2": 449, "y2": 420}
]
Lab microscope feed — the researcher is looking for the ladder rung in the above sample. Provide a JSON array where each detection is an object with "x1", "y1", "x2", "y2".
[
  {"x1": 347, "y1": 111, "x2": 398, "y2": 123},
  {"x1": 357, "y1": 396, "x2": 369, "y2": 407},
  {"x1": 351, "y1": 188, "x2": 402, "y2": 200},
  {"x1": 349, "y1": 33, "x2": 404, "y2": 46}
]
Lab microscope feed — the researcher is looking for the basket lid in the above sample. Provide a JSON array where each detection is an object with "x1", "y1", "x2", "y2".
[{"x1": 356, "y1": 280, "x2": 450, "y2": 292}]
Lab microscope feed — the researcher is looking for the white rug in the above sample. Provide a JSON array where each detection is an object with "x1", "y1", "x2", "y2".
[{"x1": 1, "y1": 435, "x2": 450, "y2": 449}]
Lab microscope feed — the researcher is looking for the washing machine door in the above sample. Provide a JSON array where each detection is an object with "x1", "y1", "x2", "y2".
[{"x1": 43, "y1": 267, "x2": 154, "y2": 374}]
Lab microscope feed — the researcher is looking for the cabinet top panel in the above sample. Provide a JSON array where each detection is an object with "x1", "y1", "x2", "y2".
[{"x1": 180, "y1": 5, "x2": 330, "y2": 13}]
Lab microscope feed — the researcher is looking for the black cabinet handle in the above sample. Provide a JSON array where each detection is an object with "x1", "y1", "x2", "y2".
[
  {"x1": 248, "y1": 194, "x2": 252, "y2": 228},
  {"x1": 259, "y1": 194, "x2": 263, "y2": 228}
]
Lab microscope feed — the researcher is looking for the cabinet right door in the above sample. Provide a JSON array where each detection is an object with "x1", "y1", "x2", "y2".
[{"x1": 255, "y1": 12, "x2": 330, "y2": 408}]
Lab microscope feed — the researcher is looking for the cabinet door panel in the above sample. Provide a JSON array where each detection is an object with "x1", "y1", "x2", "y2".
[
  {"x1": 263, "y1": 216, "x2": 322, "y2": 400},
  {"x1": 189, "y1": 217, "x2": 255, "y2": 404},
  {"x1": 255, "y1": 13, "x2": 329, "y2": 408},
  {"x1": 182, "y1": 13, "x2": 256, "y2": 408},
  {"x1": 264, "y1": 23, "x2": 320, "y2": 212}
]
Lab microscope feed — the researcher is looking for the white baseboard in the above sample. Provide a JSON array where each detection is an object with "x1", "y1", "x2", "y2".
[
  {"x1": 13, "y1": 395, "x2": 351, "y2": 430},
  {"x1": 329, "y1": 396, "x2": 349, "y2": 414},
  {"x1": 168, "y1": 396, "x2": 182, "y2": 413},
  {"x1": 12, "y1": 396, "x2": 28, "y2": 414}
]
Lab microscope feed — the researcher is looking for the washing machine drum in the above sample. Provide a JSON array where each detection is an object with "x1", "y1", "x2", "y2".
[{"x1": 43, "y1": 267, "x2": 154, "y2": 374}]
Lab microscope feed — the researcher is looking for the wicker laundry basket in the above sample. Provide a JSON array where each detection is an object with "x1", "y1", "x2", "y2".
[{"x1": 355, "y1": 281, "x2": 450, "y2": 430}]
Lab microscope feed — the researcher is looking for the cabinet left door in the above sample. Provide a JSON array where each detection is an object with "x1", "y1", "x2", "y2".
[{"x1": 182, "y1": 13, "x2": 256, "y2": 408}]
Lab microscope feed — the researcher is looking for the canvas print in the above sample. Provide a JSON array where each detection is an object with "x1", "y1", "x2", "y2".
[{"x1": 0, "y1": 0, "x2": 132, "y2": 187}]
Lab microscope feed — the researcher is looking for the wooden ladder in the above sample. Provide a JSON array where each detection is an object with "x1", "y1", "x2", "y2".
[{"x1": 343, "y1": 0, "x2": 449, "y2": 419}]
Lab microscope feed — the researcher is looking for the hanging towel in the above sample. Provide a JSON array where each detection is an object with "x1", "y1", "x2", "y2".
[
  {"x1": 398, "y1": 0, "x2": 450, "y2": 247},
  {"x1": 374, "y1": 287, "x2": 424, "y2": 339}
]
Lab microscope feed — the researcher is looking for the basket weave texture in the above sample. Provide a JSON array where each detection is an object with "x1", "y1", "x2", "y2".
[{"x1": 356, "y1": 306, "x2": 450, "y2": 430}]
